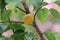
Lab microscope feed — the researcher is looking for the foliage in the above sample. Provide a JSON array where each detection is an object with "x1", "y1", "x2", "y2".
[
  {"x1": 0, "y1": 0, "x2": 60, "y2": 40},
  {"x1": 49, "y1": 9, "x2": 60, "y2": 18},
  {"x1": 37, "y1": 8, "x2": 48, "y2": 22},
  {"x1": 43, "y1": 31, "x2": 55, "y2": 40}
]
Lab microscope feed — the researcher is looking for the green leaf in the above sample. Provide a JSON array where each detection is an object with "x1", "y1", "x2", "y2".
[
  {"x1": 30, "y1": 0, "x2": 43, "y2": 8},
  {"x1": 14, "y1": 36, "x2": 24, "y2": 40},
  {"x1": 25, "y1": 33, "x2": 38, "y2": 40},
  {"x1": 2, "y1": 10, "x2": 12, "y2": 20},
  {"x1": 14, "y1": 30, "x2": 25, "y2": 36},
  {"x1": 42, "y1": 2, "x2": 48, "y2": 6},
  {"x1": 55, "y1": 34, "x2": 60, "y2": 40},
  {"x1": 25, "y1": 33, "x2": 32, "y2": 40},
  {"x1": 0, "y1": 0, "x2": 6, "y2": 13},
  {"x1": 15, "y1": 9, "x2": 25, "y2": 19},
  {"x1": 5, "y1": 0, "x2": 23, "y2": 8},
  {"x1": 26, "y1": 0, "x2": 31, "y2": 7},
  {"x1": 7, "y1": 23, "x2": 25, "y2": 40},
  {"x1": 5, "y1": 0, "x2": 22, "y2": 3},
  {"x1": 5, "y1": 37, "x2": 14, "y2": 40},
  {"x1": 37, "y1": 8, "x2": 48, "y2": 22},
  {"x1": 24, "y1": 25, "x2": 39, "y2": 40},
  {"x1": 14, "y1": 30, "x2": 25, "y2": 40},
  {"x1": 0, "y1": 13, "x2": 1, "y2": 20},
  {"x1": 43, "y1": 31, "x2": 55, "y2": 40},
  {"x1": 7, "y1": 3, "x2": 15, "y2": 10},
  {"x1": 49, "y1": 9, "x2": 60, "y2": 18},
  {"x1": 0, "y1": 37, "x2": 5, "y2": 40},
  {"x1": 0, "y1": 29, "x2": 3, "y2": 35},
  {"x1": 0, "y1": 23, "x2": 8, "y2": 31},
  {"x1": 8, "y1": 23, "x2": 25, "y2": 31},
  {"x1": 55, "y1": 1, "x2": 60, "y2": 6}
]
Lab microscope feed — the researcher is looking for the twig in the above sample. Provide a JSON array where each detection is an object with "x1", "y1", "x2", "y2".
[
  {"x1": 0, "y1": 21, "x2": 24, "y2": 23},
  {"x1": 16, "y1": 7, "x2": 26, "y2": 13},
  {"x1": 33, "y1": 0, "x2": 46, "y2": 40},
  {"x1": 33, "y1": 21, "x2": 45, "y2": 40},
  {"x1": 33, "y1": 5, "x2": 45, "y2": 40},
  {"x1": 22, "y1": 0, "x2": 30, "y2": 14},
  {"x1": 34, "y1": 0, "x2": 44, "y2": 18},
  {"x1": 34, "y1": 5, "x2": 43, "y2": 20}
]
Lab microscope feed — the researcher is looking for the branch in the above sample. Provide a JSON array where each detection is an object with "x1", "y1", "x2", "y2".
[
  {"x1": 33, "y1": 6, "x2": 45, "y2": 40},
  {"x1": 34, "y1": 0, "x2": 44, "y2": 17},
  {"x1": 22, "y1": 0, "x2": 30, "y2": 14},
  {"x1": 34, "y1": 5, "x2": 43, "y2": 19},
  {"x1": 33, "y1": 0, "x2": 46, "y2": 40},
  {"x1": 0, "y1": 21, "x2": 23, "y2": 23},
  {"x1": 16, "y1": 7, "x2": 26, "y2": 13},
  {"x1": 33, "y1": 21, "x2": 45, "y2": 40}
]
